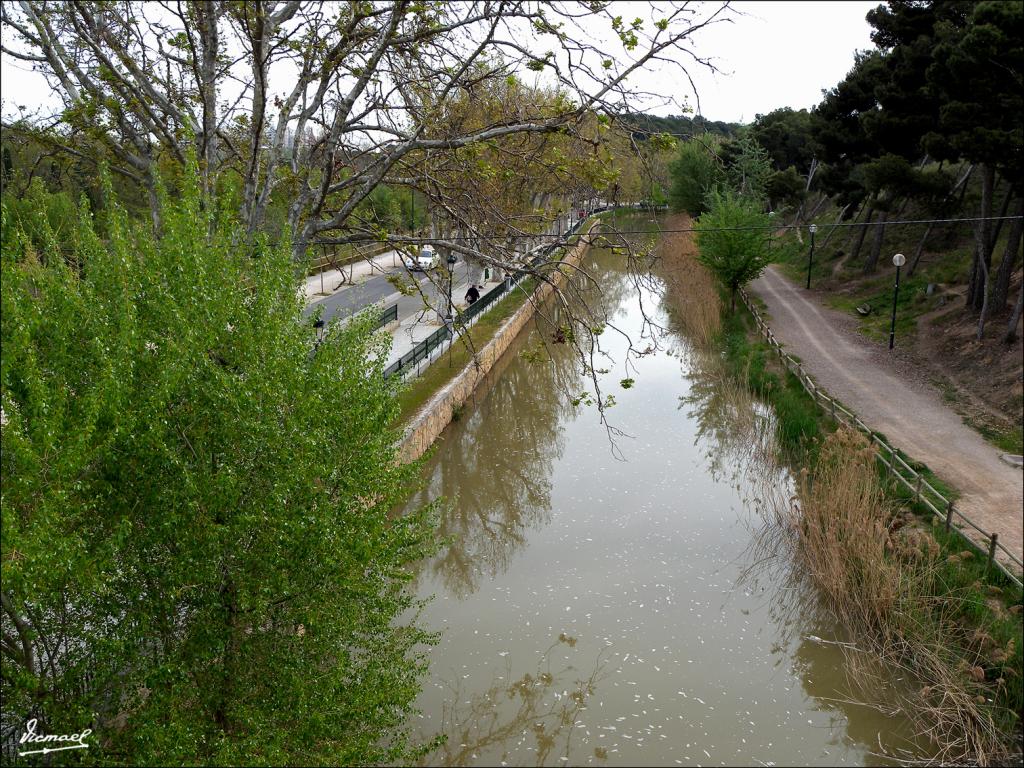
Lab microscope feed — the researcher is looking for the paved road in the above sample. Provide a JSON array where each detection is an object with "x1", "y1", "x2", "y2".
[
  {"x1": 305, "y1": 261, "x2": 472, "y2": 324},
  {"x1": 751, "y1": 265, "x2": 1023, "y2": 564}
]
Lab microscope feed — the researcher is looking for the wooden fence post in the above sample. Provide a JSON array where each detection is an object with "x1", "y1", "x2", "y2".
[
  {"x1": 914, "y1": 475, "x2": 922, "y2": 504},
  {"x1": 945, "y1": 500, "x2": 954, "y2": 533},
  {"x1": 986, "y1": 533, "x2": 999, "y2": 574}
]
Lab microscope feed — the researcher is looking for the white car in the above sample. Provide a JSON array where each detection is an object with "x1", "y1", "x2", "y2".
[{"x1": 404, "y1": 245, "x2": 439, "y2": 271}]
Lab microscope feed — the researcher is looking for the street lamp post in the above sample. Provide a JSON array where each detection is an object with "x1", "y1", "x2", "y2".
[
  {"x1": 806, "y1": 224, "x2": 818, "y2": 289},
  {"x1": 888, "y1": 253, "x2": 906, "y2": 350},
  {"x1": 445, "y1": 253, "x2": 457, "y2": 323},
  {"x1": 313, "y1": 318, "x2": 326, "y2": 353}
]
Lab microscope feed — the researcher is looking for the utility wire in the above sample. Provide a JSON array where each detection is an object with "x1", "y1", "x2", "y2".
[{"x1": 316, "y1": 215, "x2": 1024, "y2": 245}]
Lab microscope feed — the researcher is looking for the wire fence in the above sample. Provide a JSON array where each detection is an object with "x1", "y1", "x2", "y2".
[
  {"x1": 306, "y1": 240, "x2": 395, "y2": 277},
  {"x1": 382, "y1": 210, "x2": 604, "y2": 381},
  {"x1": 738, "y1": 287, "x2": 1023, "y2": 587}
]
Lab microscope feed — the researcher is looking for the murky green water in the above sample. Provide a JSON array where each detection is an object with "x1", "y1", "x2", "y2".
[{"x1": 402, "y1": 230, "x2": 922, "y2": 766}]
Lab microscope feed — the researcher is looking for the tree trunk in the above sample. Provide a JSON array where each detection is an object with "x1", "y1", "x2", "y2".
[
  {"x1": 818, "y1": 203, "x2": 850, "y2": 251},
  {"x1": 849, "y1": 204, "x2": 874, "y2": 266},
  {"x1": 196, "y1": 1, "x2": 219, "y2": 202},
  {"x1": 991, "y1": 197, "x2": 1022, "y2": 312},
  {"x1": 907, "y1": 162, "x2": 972, "y2": 276},
  {"x1": 792, "y1": 158, "x2": 819, "y2": 224},
  {"x1": 843, "y1": 198, "x2": 869, "y2": 251},
  {"x1": 907, "y1": 222, "x2": 934, "y2": 277},
  {"x1": 976, "y1": 252, "x2": 991, "y2": 340},
  {"x1": 1005, "y1": 283, "x2": 1023, "y2": 344},
  {"x1": 967, "y1": 164, "x2": 995, "y2": 311},
  {"x1": 241, "y1": 6, "x2": 269, "y2": 235},
  {"x1": 988, "y1": 182, "x2": 1014, "y2": 254},
  {"x1": 863, "y1": 209, "x2": 888, "y2": 274}
]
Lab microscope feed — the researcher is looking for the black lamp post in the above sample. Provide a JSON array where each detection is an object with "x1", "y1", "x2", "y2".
[
  {"x1": 445, "y1": 253, "x2": 457, "y2": 322},
  {"x1": 888, "y1": 252, "x2": 906, "y2": 350},
  {"x1": 313, "y1": 318, "x2": 326, "y2": 352},
  {"x1": 806, "y1": 223, "x2": 817, "y2": 289}
]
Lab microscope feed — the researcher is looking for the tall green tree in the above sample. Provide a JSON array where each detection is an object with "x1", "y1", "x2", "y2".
[
  {"x1": 694, "y1": 189, "x2": 774, "y2": 312},
  {"x1": 924, "y1": 0, "x2": 1023, "y2": 318},
  {"x1": 719, "y1": 131, "x2": 773, "y2": 204},
  {"x1": 0, "y1": 170, "x2": 438, "y2": 765},
  {"x1": 812, "y1": 49, "x2": 888, "y2": 264},
  {"x1": 750, "y1": 108, "x2": 817, "y2": 175},
  {"x1": 667, "y1": 136, "x2": 725, "y2": 216}
]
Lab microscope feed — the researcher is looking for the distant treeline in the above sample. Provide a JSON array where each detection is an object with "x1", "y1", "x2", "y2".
[{"x1": 619, "y1": 112, "x2": 742, "y2": 141}]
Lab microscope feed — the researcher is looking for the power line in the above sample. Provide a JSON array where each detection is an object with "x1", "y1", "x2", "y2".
[
  {"x1": 605, "y1": 214, "x2": 1024, "y2": 236},
  {"x1": 316, "y1": 215, "x2": 1023, "y2": 245}
]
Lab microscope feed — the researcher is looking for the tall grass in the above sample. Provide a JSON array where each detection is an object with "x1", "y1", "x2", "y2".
[
  {"x1": 656, "y1": 215, "x2": 721, "y2": 346},
  {"x1": 785, "y1": 428, "x2": 1019, "y2": 766}
]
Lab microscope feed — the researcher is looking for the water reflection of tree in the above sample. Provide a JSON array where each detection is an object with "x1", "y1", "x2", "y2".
[
  {"x1": 422, "y1": 635, "x2": 608, "y2": 767},
  {"x1": 409, "y1": 300, "x2": 582, "y2": 598},
  {"x1": 677, "y1": 347, "x2": 779, "y2": 486},
  {"x1": 408, "y1": 244, "x2": 663, "y2": 599}
]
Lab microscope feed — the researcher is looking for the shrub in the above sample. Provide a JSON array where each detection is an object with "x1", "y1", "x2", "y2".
[{"x1": 0, "y1": 169, "x2": 437, "y2": 765}]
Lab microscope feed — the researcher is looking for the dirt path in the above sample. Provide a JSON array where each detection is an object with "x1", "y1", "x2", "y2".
[{"x1": 750, "y1": 265, "x2": 1023, "y2": 564}]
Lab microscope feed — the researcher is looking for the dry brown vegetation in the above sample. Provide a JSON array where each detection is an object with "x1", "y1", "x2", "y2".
[
  {"x1": 786, "y1": 429, "x2": 1016, "y2": 765},
  {"x1": 656, "y1": 213, "x2": 721, "y2": 346}
]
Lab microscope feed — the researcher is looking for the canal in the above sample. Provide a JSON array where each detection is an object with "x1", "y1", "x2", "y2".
[{"x1": 401, "y1": 220, "x2": 922, "y2": 766}]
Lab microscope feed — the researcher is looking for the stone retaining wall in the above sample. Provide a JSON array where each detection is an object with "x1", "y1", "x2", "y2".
[{"x1": 396, "y1": 221, "x2": 598, "y2": 463}]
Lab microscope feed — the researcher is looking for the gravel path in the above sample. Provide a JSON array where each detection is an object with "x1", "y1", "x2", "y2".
[{"x1": 750, "y1": 265, "x2": 1023, "y2": 564}]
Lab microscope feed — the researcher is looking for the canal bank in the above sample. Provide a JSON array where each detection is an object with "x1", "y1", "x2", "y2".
[
  {"x1": 396, "y1": 219, "x2": 599, "y2": 464},
  {"x1": 400, "y1": 217, "x2": 932, "y2": 766}
]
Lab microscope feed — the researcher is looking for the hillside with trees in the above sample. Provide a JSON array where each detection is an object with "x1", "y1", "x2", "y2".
[{"x1": 667, "y1": 0, "x2": 1022, "y2": 451}]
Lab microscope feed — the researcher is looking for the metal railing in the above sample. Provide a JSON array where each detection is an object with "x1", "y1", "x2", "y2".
[
  {"x1": 305, "y1": 240, "x2": 394, "y2": 277},
  {"x1": 383, "y1": 323, "x2": 453, "y2": 378},
  {"x1": 382, "y1": 209, "x2": 605, "y2": 381},
  {"x1": 374, "y1": 303, "x2": 398, "y2": 330},
  {"x1": 738, "y1": 287, "x2": 1023, "y2": 587}
]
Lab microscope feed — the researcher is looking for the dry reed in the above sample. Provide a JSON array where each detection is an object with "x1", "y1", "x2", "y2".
[
  {"x1": 787, "y1": 428, "x2": 1014, "y2": 765},
  {"x1": 656, "y1": 213, "x2": 721, "y2": 347}
]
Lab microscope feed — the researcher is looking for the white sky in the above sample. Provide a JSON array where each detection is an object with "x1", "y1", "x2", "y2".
[
  {"x1": 658, "y1": 0, "x2": 878, "y2": 122},
  {"x1": 0, "y1": 1, "x2": 877, "y2": 125}
]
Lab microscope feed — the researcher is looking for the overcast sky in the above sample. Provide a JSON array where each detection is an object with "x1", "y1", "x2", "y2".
[
  {"x1": 0, "y1": 1, "x2": 878, "y2": 125},
  {"x1": 657, "y1": 0, "x2": 878, "y2": 122}
]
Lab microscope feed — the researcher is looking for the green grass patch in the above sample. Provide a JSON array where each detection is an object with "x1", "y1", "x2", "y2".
[
  {"x1": 394, "y1": 278, "x2": 537, "y2": 424},
  {"x1": 966, "y1": 418, "x2": 1024, "y2": 455},
  {"x1": 887, "y1": 479, "x2": 1024, "y2": 730},
  {"x1": 719, "y1": 300, "x2": 827, "y2": 456}
]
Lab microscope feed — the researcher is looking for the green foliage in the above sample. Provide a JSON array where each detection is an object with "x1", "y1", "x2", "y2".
[
  {"x1": 667, "y1": 137, "x2": 724, "y2": 216},
  {"x1": 924, "y1": 0, "x2": 1023, "y2": 178},
  {"x1": 719, "y1": 131, "x2": 773, "y2": 203},
  {"x1": 0, "y1": 168, "x2": 438, "y2": 765},
  {"x1": 765, "y1": 166, "x2": 805, "y2": 211},
  {"x1": 694, "y1": 189, "x2": 774, "y2": 311},
  {"x1": 1, "y1": 177, "x2": 81, "y2": 250},
  {"x1": 750, "y1": 108, "x2": 816, "y2": 174},
  {"x1": 719, "y1": 306, "x2": 822, "y2": 454},
  {"x1": 619, "y1": 112, "x2": 741, "y2": 142}
]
